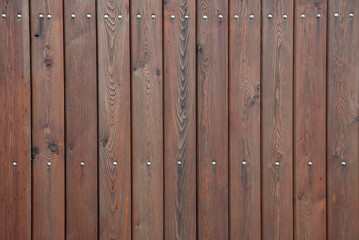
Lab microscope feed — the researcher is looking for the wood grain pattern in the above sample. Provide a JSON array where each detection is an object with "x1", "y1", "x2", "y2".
[
  {"x1": 64, "y1": 0, "x2": 98, "y2": 239},
  {"x1": 294, "y1": 1, "x2": 327, "y2": 239},
  {"x1": 0, "y1": 1, "x2": 31, "y2": 240},
  {"x1": 197, "y1": 0, "x2": 229, "y2": 239},
  {"x1": 30, "y1": 0, "x2": 65, "y2": 239},
  {"x1": 261, "y1": 0, "x2": 294, "y2": 239},
  {"x1": 229, "y1": 1, "x2": 261, "y2": 239},
  {"x1": 327, "y1": 1, "x2": 359, "y2": 239},
  {"x1": 97, "y1": 0, "x2": 131, "y2": 239},
  {"x1": 164, "y1": 0, "x2": 196, "y2": 239},
  {"x1": 131, "y1": 1, "x2": 163, "y2": 239}
]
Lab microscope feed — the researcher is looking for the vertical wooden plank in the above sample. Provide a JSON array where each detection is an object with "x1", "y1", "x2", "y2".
[
  {"x1": 131, "y1": 1, "x2": 163, "y2": 239},
  {"x1": 197, "y1": 0, "x2": 228, "y2": 239},
  {"x1": 30, "y1": 0, "x2": 65, "y2": 239},
  {"x1": 0, "y1": 1, "x2": 31, "y2": 240},
  {"x1": 98, "y1": 0, "x2": 131, "y2": 239},
  {"x1": 164, "y1": 0, "x2": 196, "y2": 239},
  {"x1": 327, "y1": 1, "x2": 359, "y2": 239},
  {"x1": 294, "y1": 1, "x2": 327, "y2": 239},
  {"x1": 229, "y1": 1, "x2": 261, "y2": 239},
  {"x1": 261, "y1": 0, "x2": 294, "y2": 239},
  {"x1": 64, "y1": 0, "x2": 98, "y2": 239}
]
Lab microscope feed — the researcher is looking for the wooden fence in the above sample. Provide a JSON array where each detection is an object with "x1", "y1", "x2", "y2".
[{"x1": 0, "y1": 0, "x2": 358, "y2": 239}]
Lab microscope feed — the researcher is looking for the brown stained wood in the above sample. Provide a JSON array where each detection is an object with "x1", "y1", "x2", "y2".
[
  {"x1": 294, "y1": 1, "x2": 327, "y2": 239},
  {"x1": 64, "y1": 0, "x2": 98, "y2": 239},
  {"x1": 327, "y1": 1, "x2": 359, "y2": 239},
  {"x1": 164, "y1": 0, "x2": 196, "y2": 239},
  {"x1": 97, "y1": 0, "x2": 131, "y2": 239},
  {"x1": 197, "y1": 0, "x2": 229, "y2": 239},
  {"x1": 261, "y1": 0, "x2": 293, "y2": 239},
  {"x1": 0, "y1": 1, "x2": 31, "y2": 240},
  {"x1": 0, "y1": 2, "x2": 31, "y2": 240},
  {"x1": 229, "y1": 0, "x2": 261, "y2": 239},
  {"x1": 30, "y1": 0, "x2": 65, "y2": 239},
  {"x1": 131, "y1": 1, "x2": 163, "y2": 239}
]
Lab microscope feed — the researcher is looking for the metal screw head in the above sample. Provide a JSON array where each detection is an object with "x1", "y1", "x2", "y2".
[
  {"x1": 47, "y1": 14, "x2": 52, "y2": 19},
  {"x1": 242, "y1": 161, "x2": 247, "y2": 166},
  {"x1": 177, "y1": 161, "x2": 182, "y2": 166},
  {"x1": 47, "y1": 162, "x2": 52, "y2": 167},
  {"x1": 250, "y1": 14, "x2": 254, "y2": 19},
  {"x1": 341, "y1": 161, "x2": 346, "y2": 166},
  {"x1": 113, "y1": 161, "x2": 118, "y2": 166},
  {"x1": 301, "y1": 14, "x2": 306, "y2": 19},
  {"x1": 80, "y1": 161, "x2": 85, "y2": 166},
  {"x1": 86, "y1": 14, "x2": 92, "y2": 19},
  {"x1": 184, "y1": 14, "x2": 189, "y2": 20},
  {"x1": 17, "y1": 14, "x2": 22, "y2": 19},
  {"x1": 283, "y1": 14, "x2": 288, "y2": 19},
  {"x1": 146, "y1": 161, "x2": 151, "y2": 166},
  {"x1": 211, "y1": 161, "x2": 216, "y2": 166},
  {"x1": 268, "y1": 14, "x2": 273, "y2": 19},
  {"x1": 1, "y1": 13, "x2": 6, "y2": 19},
  {"x1": 71, "y1": 14, "x2": 76, "y2": 19},
  {"x1": 12, "y1": 162, "x2": 17, "y2": 167},
  {"x1": 170, "y1": 14, "x2": 175, "y2": 20},
  {"x1": 39, "y1": 13, "x2": 44, "y2": 19},
  {"x1": 118, "y1": 14, "x2": 122, "y2": 20},
  {"x1": 136, "y1": 14, "x2": 141, "y2": 19},
  {"x1": 151, "y1": 14, "x2": 156, "y2": 19},
  {"x1": 349, "y1": 12, "x2": 354, "y2": 18},
  {"x1": 104, "y1": 14, "x2": 109, "y2": 19},
  {"x1": 203, "y1": 15, "x2": 208, "y2": 20},
  {"x1": 218, "y1": 14, "x2": 223, "y2": 20},
  {"x1": 308, "y1": 161, "x2": 313, "y2": 166},
  {"x1": 334, "y1": 12, "x2": 339, "y2": 18},
  {"x1": 317, "y1": 13, "x2": 321, "y2": 19},
  {"x1": 234, "y1": 14, "x2": 239, "y2": 20},
  {"x1": 275, "y1": 161, "x2": 280, "y2": 166}
]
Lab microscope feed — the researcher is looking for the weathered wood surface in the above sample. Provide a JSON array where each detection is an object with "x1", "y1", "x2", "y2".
[
  {"x1": 327, "y1": 1, "x2": 359, "y2": 239},
  {"x1": 0, "y1": 1, "x2": 31, "y2": 239},
  {"x1": 229, "y1": 1, "x2": 261, "y2": 239},
  {"x1": 262, "y1": 0, "x2": 294, "y2": 239},
  {"x1": 197, "y1": 0, "x2": 229, "y2": 239},
  {"x1": 294, "y1": 1, "x2": 327, "y2": 239},
  {"x1": 64, "y1": 0, "x2": 98, "y2": 239},
  {"x1": 164, "y1": 0, "x2": 197, "y2": 239},
  {"x1": 131, "y1": 0, "x2": 163, "y2": 239},
  {"x1": 97, "y1": 0, "x2": 131, "y2": 239},
  {"x1": 30, "y1": 0, "x2": 65, "y2": 239}
]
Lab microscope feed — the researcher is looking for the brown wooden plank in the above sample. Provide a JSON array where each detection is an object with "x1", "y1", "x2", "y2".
[
  {"x1": 197, "y1": 0, "x2": 229, "y2": 239},
  {"x1": 261, "y1": 0, "x2": 294, "y2": 239},
  {"x1": 97, "y1": 1, "x2": 131, "y2": 239},
  {"x1": 327, "y1": 1, "x2": 359, "y2": 239},
  {"x1": 229, "y1": 1, "x2": 261, "y2": 239},
  {"x1": 294, "y1": 1, "x2": 327, "y2": 239},
  {"x1": 163, "y1": 0, "x2": 196, "y2": 239},
  {"x1": 30, "y1": 1, "x2": 65, "y2": 239},
  {"x1": 64, "y1": 1, "x2": 98, "y2": 239},
  {"x1": 0, "y1": 2, "x2": 31, "y2": 240},
  {"x1": 131, "y1": 1, "x2": 163, "y2": 239}
]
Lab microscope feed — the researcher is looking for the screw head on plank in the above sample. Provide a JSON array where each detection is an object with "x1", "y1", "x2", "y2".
[
  {"x1": 170, "y1": 14, "x2": 175, "y2": 20},
  {"x1": 104, "y1": 14, "x2": 109, "y2": 20},
  {"x1": 301, "y1": 14, "x2": 306, "y2": 19},
  {"x1": 242, "y1": 161, "x2": 247, "y2": 166},
  {"x1": 146, "y1": 161, "x2": 151, "y2": 166},
  {"x1": 87, "y1": 14, "x2": 92, "y2": 19},
  {"x1": 177, "y1": 161, "x2": 182, "y2": 166},
  {"x1": 218, "y1": 14, "x2": 223, "y2": 20},
  {"x1": 283, "y1": 14, "x2": 288, "y2": 19},
  {"x1": 234, "y1": 14, "x2": 239, "y2": 20},
  {"x1": 341, "y1": 161, "x2": 346, "y2": 166},
  {"x1": 47, "y1": 14, "x2": 52, "y2": 19},
  {"x1": 317, "y1": 13, "x2": 321, "y2": 19},
  {"x1": 17, "y1": 14, "x2": 22, "y2": 19},
  {"x1": 334, "y1": 12, "x2": 339, "y2": 18},
  {"x1": 113, "y1": 161, "x2": 118, "y2": 166},
  {"x1": 71, "y1": 13, "x2": 76, "y2": 19},
  {"x1": 250, "y1": 14, "x2": 254, "y2": 19},
  {"x1": 268, "y1": 14, "x2": 273, "y2": 19},
  {"x1": 39, "y1": 13, "x2": 44, "y2": 19},
  {"x1": 211, "y1": 161, "x2": 216, "y2": 166},
  {"x1": 12, "y1": 162, "x2": 17, "y2": 167},
  {"x1": 203, "y1": 15, "x2": 208, "y2": 20},
  {"x1": 118, "y1": 14, "x2": 122, "y2": 20},
  {"x1": 308, "y1": 161, "x2": 313, "y2": 166},
  {"x1": 184, "y1": 14, "x2": 189, "y2": 20},
  {"x1": 151, "y1": 14, "x2": 156, "y2": 19},
  {"x1": 47, "y1": 162, "x2": 52, "y2": 167},
  {"x1": 349, "y1": 12, "x2": 354, "y2": 18},
  {"x1": 80, "y1": 161, "x2": 85, "y2": 167},
  {"x1": 275, "y1": 161, "x2": 280, "y2": 166},
  {"x1": 136, "y1": 14, "x2": 141, "y2": 19},
  {"x1": 1, "y1": 13, "x2": 6, "y2": 19}
]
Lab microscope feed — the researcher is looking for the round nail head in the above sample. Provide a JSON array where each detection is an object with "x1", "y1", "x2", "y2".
[
  {"x1": 12, "y1": 162, "x2": 17, "y2": 167},
  {"x1": 268, "y1": 14, "x2": 273, "y2": 19},
  {"x1": 177, "y1": 161, "x2": 182, "y2": 166},
  {"x1": 87, "y1": 14, "x2": 92, "y2": 19},
  {"x1": 1, "y1": 13, "x2": 6, "y2": 19},
  {"x1": 47, "y1": 14, "x2": 52, "y2": 19},
  {"x1": 341, "y1": 161, "x2": 346, "y2": 166},
  {"x1": 71, "y1": 14, "x2": 76, "y2": 19},
  {"x1": 308, "y1": 161, "x2": 313, "y2": 166},
  {"x1": 104, "y1": 14, "x2": 109, "y2": 19},
  {"x1": 242, "y1": 161, "x2": 247, "y2": 166},
  {"x1": 301, "y1": 14, "x2": 306, "y2": 19},
  {"x1": 113, "y1": 161, "x2": 118, "y2": 166},
  {"x1": 211, "y1": 161, "x2": 216, "y2": 166},
  {"x1": 283, "y1": 14, "x2": 288, "y2": 19},
  {"x1": 80, "y1": 162, "x2": 85, "y2": 166},
  {"x1": 275, "y1": 161, "x2": 280, "y2": 166},
  {"x1": 203, "y1": 15, "x2": 208, "y2": 20},
  {"x1": 317, "y1": 13, "x2": 321, "y2": 19},
  {"x1": 146, "y1": 161, "x2": 151, "y2": 166},
  {"x1": 136, "y1": 14, "x2": 141, "y2": 19},
  {"x1": 151, "y1": 14, "x2": 156, "y2": 19},
  {"x1": 118, "y1": 15, "x2": 122, "y2": 20},
  {"x1": 234, "y1": 14, "x2": 239, "y2": 20},
  {"x1": 17, "y1": 14, "x2": 22, "y2": 19},
  {"x1": 184, "y1": 15, "x2": 189, "y2": 20},
  {"x1": 171, "y1": 14, "x2": 175, "y2": 20},
  {"x1": 349, "y1": 12, "x2": 354, "y2": 18},
  {"x1": 47, "y1": 162, "x2": 52, "y2": 167},
  {"x1": 218, "y1": 14, "x2": 223, "y2": 20},
  {"x1": 334, "y1": 12, "x2": 339, "y2": 18},
  {"x1": 250, "y1": 14, "x2": 254, "y2": 19},
  {"x1": 39, "y1": 13, "x2": 44, "y2": 19}
]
